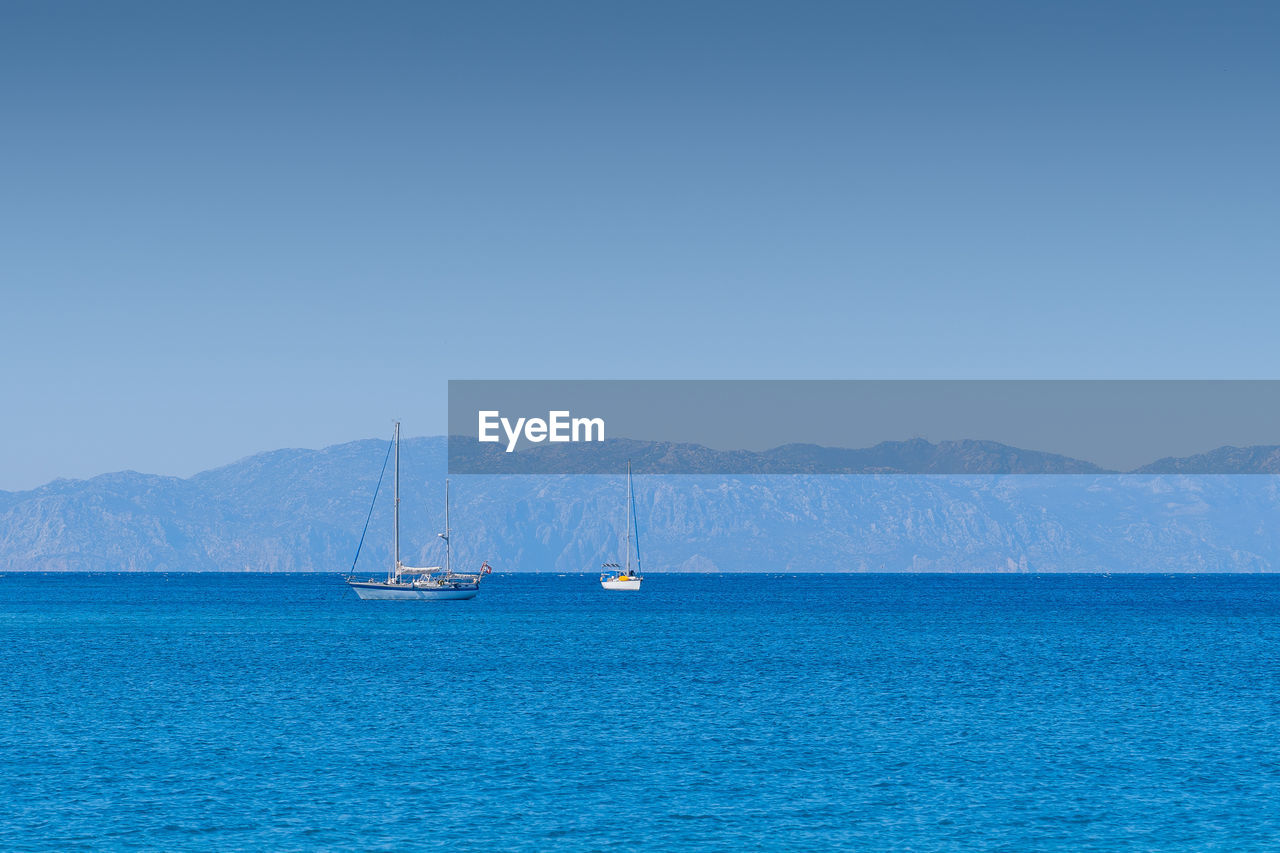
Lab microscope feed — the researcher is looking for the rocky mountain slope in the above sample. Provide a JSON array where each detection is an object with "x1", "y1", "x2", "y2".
[{"x1": 2, "y1": 437, "x2": 1279, "y2": 572}]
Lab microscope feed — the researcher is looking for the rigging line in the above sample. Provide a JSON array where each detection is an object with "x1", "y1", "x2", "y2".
[
  {"x1": 346, "y1": 432, "x2": 395, "y2": 580},
  {"x1": 631, "y1": 472, "x2": 642, "y2": 572}
]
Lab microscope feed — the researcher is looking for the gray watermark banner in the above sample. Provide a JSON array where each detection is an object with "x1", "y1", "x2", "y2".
[{"x1": 447, "y1": 380, "x2": 1280, "y2": 475}]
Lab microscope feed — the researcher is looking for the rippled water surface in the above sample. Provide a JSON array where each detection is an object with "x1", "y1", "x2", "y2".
[{"x1": 2, "y1": 573, "x2": 1280, "y2": 851}]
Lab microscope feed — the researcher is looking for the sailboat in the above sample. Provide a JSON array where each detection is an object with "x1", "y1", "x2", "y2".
[
  {"x1": 346, "y1": 422, "x2": 492, "y2": 601},
  {"x1": 600, "y1": 461, "x2": 644, "y2": 590}
]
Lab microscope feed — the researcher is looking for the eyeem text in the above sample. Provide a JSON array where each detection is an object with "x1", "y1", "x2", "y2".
[{"x1": 477, "y1": 410, "x2": 605, "y2": 452}]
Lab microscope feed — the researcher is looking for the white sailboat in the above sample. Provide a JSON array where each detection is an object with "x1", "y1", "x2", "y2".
[
  {"x1": 600, "y1": 462, "x2": 644, "y2": 590},
  {"x1": 347, "y1": 422, "x2": 491, "y2": 601}
]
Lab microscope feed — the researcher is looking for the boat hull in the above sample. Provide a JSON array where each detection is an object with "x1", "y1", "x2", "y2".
[
  {"x1": 348, "y1": 581, "x2": 478, "y2": 601},
  {"x1": 601, "y1": 579, "x2": 642, "y2": 591}
]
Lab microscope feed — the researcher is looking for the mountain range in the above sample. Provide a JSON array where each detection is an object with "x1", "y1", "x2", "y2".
[{"x1": 3, "y1": 437, "x2": 1280, "y2": 572}]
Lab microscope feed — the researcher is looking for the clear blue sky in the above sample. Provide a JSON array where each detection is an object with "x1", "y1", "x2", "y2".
[{"x1": 2, "y1": 1, "x2": 1277, "y2": 489}]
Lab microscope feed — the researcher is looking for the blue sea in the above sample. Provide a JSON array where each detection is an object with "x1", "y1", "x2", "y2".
[{"x1": 2, "y1": 573, "x2": 1279, "y2": 851}]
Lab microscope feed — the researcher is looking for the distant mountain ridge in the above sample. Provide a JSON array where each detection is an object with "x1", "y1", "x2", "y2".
[
  {"x1": 1133, "y1": 445, "x2": 1280, "y2": 475},
  {"x1": 2, "y1": 436, "x2": 1280, "y2": 573},
  {"x1": 451, "y1": 436, "x2": 1280, "y2": 475},
  {"x1": 449, "y1": 436, "x2": 1116, "y2": 474}
]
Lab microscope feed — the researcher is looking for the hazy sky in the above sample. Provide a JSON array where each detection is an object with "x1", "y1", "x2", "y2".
[{"x1": 2, "y1": 1, "x2": 1278, "y2": 489}]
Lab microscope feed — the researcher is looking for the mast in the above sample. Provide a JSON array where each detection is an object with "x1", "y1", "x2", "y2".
[
  {"x1": 392, "y1": 420, "x2": 400, "y2": 583},
  {"x1": 624, "y1": 461, "x2": 632, "y2": 575},
  {"x1": 445, "y1": 479, "x2": 452, "y2": 577}
]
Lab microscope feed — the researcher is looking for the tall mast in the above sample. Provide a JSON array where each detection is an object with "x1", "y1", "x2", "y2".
[
  {"x1": 624, "y1": 461, "x2": 632, "y2": 574},
  {"x1": 392, "y1": 420, "x2": 400, "y2": 583},
  {"x1": 445, "y1": 479, "x2": 452, "y2": 576}
]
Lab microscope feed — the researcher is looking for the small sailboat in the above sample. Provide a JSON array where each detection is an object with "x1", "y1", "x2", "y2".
[
  {"x1": 600, "y1": 462, "x2": 644, "y2": 591},
  {"x1": 347, "y1": 422, "x2": 492, "y2": 601}
]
